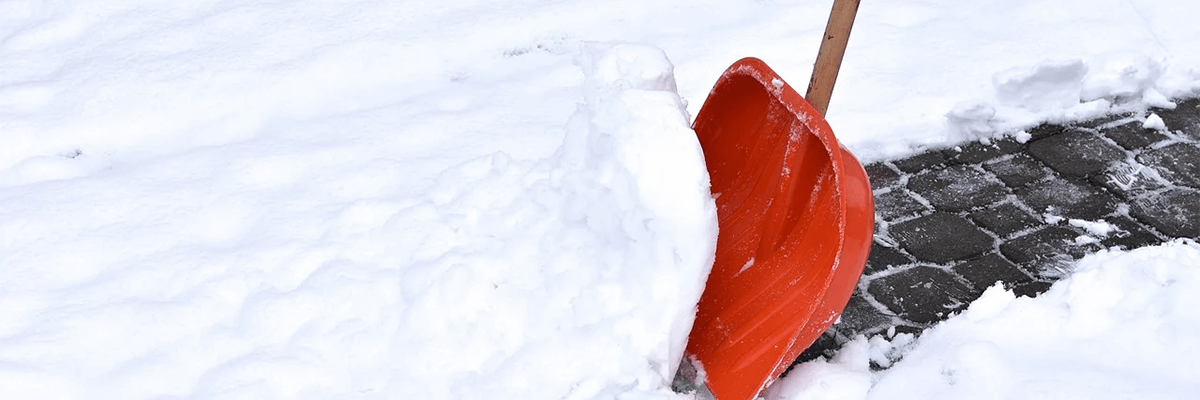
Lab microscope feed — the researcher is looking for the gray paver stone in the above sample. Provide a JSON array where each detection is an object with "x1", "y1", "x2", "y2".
[
  {"x1": 1100, "y1": 215, "x2": 1163, "y2": 250},
  {"x1": 984, "y1": 154, "x2": 1047, "y2": 188},
  {"x1": 1152, "y1": 98, "x2": 1200, "y2": 140},
  {"x1": 865, "y1": 162, "x2": 902, "y2": 190},
  {"x1": 891, "y1": 212, "x2": 995, "y2": 263},
  {"x1": 865, "y1": 241, "x2": 915, "y2": 274},
  {"x1": 1103, "y1": 121, "x2": 1170, "y2": 150},
  {"x1": 1130, "y1": 188, "x2": 1200, "y2": 238},
  {"x1": 1090, "y1": 160, "x2": 1169, "y2": 198},
  {"x1": 907, "y1": 165, "x2": 1008, "y2": 212},
  {"x1": 1139, "y1": 143, "x2": 1200, "y2": 189},
  {"x1": 1028, "y1": 129, "x2": 1126, "y2": 178},
  {"x1": 1016, "y1": 177, "x2": 1119, "y2": 220},
  {"x1": 1073, "y1": 112, "x2": 1135, "y2": 129},
  {"x1": 867, "y1": 266, "x2": 978, "y2": 324},
  {"x1": 1026, "y1": 124, "x2": 1067, "y2": 142},
  {"x1": 1000, "y1": 226, "x2": 1100, "y2": 278},
  {"x1": 794, "y1": 331, "x2": 841, "y2": 364},
  {"x1": 952, "y1": 252, "x2": 1034, "y2": 291},
  {"x1": 1012, "y1": 281, "x2": 1054, "y2": 298},
  {"x1": 833, "y1": 294, "x2": 894, "y2": 335},
  {"x1": 893, "y1": 151, "x2": 948, "y2": 173},
  {"x1": 1000, "y1": 225, "x2": 1088, "y2": 263},
  {"x1": 875, "y1": 189, "x2": 927, "y2": 221},
  {"x1": 943, "y1": 138, "x2": 1023, "y2": 165},
  {"x1": 970, "y1": 202, "x2": 1041, "y2": 237}
]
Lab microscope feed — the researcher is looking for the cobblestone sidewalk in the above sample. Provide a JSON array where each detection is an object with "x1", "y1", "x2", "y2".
[{"x1": 798, "y1": 97, "x2": 1200, "y2": 365}]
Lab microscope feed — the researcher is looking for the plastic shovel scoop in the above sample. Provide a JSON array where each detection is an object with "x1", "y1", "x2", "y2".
[{"x1": 680, "y1": 1, "x2": 874, "y2": 400}]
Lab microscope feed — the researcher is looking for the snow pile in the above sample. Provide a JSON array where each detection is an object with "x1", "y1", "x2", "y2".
[
  {"x1": 400, "y1": 43, "x2": 717, "y2": 399},
  {"x1": 0, "y1": 42, "x2": 717, "y2": 400},
  {"x1": 763, "y1": 339, "x2": 873, "y2": 400},
  {"x1": 946, "y1": 56, "x2": 1180, "y2": 141},
  {"x1": 770, "y1": 240, "x2": 1200, "y2": 400},
  {"x1": 1144, "y1": 113, "x2": 1168, "y2": 130},
  {"x1": 995, "y1": 60, "x2": 1090, "y2": 111},
  {"x1": 6, "y1": 0, "x2": 1200, "y2": 399}
]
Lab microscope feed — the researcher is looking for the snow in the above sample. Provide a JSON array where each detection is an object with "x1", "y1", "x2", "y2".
[
  {"x1": 1145, "y1": 113, "x2": 1168, "y2": 130},
  {"x1": 770, "y1": 240, "x2": 1200, "y2": 400},
  {"x1": 1069, "y1": 218, "x2": 1120, "y2": 237},
  {"x1": 0, "y1": 37, "x2": 717, "y2": 398},
  {"x1": 3, "y1": 0, "x2": 1200, "y2": 399},
  {"x1": 994, "y1": 60, "x2": 1091, "y2": 111}
]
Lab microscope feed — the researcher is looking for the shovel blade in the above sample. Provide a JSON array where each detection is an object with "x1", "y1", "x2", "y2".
[{"x1": 685, "y1": 58, "x2": 874, "y2": 400}]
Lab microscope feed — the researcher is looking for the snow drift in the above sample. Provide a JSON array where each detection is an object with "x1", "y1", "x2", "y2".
[{"x1": 0, "y1": 43, "x2": 717, "y2": 400}]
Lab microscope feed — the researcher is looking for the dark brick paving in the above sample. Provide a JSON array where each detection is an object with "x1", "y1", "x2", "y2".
[{"x1": 794, "y1": 97, "x2": 1200, "y2": 364}]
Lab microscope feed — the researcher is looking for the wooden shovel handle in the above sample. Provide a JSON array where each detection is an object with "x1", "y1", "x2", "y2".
[{"x1": 805, "y1": 0, "x2": 860, "y2": 116}]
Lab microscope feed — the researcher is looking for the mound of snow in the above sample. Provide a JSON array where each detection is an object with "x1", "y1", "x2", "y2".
[
  {"x1": 770, "y1": 240, "x2": 1200, "y2": 400},
  {"x1": 945, "y1": 55, "x2": 1185, "y2": 142},
  {"x1": 994, "y1": 59, "x2": 1089, "y2": 111},
  {"x1": 398, "y1": 43, "x2": 718, "y2": 399}
]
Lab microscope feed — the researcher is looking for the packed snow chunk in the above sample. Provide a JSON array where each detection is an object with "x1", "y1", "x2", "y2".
[
  {"x1": 764, "y1": 337, "x2": 872, "y2": 400},
  {"x1": 1142, "y1": 87, "x2": 1176, "y2": 109},
  {"x1": 396, "y1": 43, "x2": 718, "y2": 399},
  {"x1": 864, "y1": 240, "x2": 1200, "y2": 400},
  {"x1": 1144, "y1": 113, "x2": 1167, "y2": 130},
  {"x1": 1068, "y1": 218, "x2": 1119, "y2": 237},
  {"x1": 993, "y1": 59, "x2": 1087, "y2": 111},
  {"x1": 945, "y1": 100, "x2": 999, "y2": 138},
  {"x1": 1013, "y1": 130, "x2": 1032, "y2": 143},
  {"x1": 1080, "y1": 54, "x2": 1169, "y2": 105},
  {"x1": 579, "y1": 43, "x2": 682, "y2": 94}
]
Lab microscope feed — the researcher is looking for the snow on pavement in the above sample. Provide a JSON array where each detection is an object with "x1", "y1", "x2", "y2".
[
  {"x1": 3, "y1": 0, "x2": 1200, "y2": 399},
  {"x1": 768, "y1": 240, "x2": 1200, "y2": 400}
]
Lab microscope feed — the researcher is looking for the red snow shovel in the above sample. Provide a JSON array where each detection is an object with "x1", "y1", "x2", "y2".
[{"x1": 683, "y1": 1, "x2": 873, "y2": 400}]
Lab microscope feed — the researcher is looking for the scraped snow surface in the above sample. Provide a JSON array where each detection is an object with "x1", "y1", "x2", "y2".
[{"x1": 3, "y1": 0, "x2": 1200, "y2": 399}]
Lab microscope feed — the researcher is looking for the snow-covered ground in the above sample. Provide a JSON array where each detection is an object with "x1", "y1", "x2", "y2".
[{"x1": 2, "y1": 0, "x2": 1199, "y2": 399}]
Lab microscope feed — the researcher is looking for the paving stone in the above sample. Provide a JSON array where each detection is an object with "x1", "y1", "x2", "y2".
[
  {"x1": 1028, "y1": 129, "x2": 1126, "y2": 178},
  {"x1": 907, "y1": 165, "x2": 1008, "y2": 212},
  {"x1": 887, "y1": 324, "x2": 926, "y2": 337},
  {"x1": 890, "y1": 212, "x2": 995, "y2": 263},
  {"x1": 829, "y1": 99, "x2": 1200, "y2": 343},
  {"x1": 1102, "y1": 121, "x2": 1170, "y2": 150},
  {"x1": 1026, "y1": 123, "x2": 1067, "y2": 142},
  {"x1": 1015, "y1": 177, "x2": 1119, "y2": 220},
  {"x1": 1000, "y1": 225, "x2": 1085, "y2": 263},
  {"x1": 1151, "y1": 98, "x2": 1200, "y2": 140},
  {"x1": 942, "y1": 138, "x2": 1023, "y2": 165},
  {"x1": 984, "y1": 154, "x2": 1047, "y2": 188},
  {"x1": 1139, "y1": 143, "x2": 1200, "y2": 189},
  {"x1": 865, "y1": 162, "x2": 902, "y2": 190},
  {"x1": 1074, "y1": 112, "x2": 1136, "y2": 129},
  {"x1": 952, "y1": 252, "x2": 1034, "y2": 291},
  {"x1": 832, "y1": 294, "x2": 894, "y2": 335},
  {"x1": 893, "y1": 151, "x2": 948, "y2": 173},
  {"x1": 793, "y1": 330, "x2": 841, "y2": 364},
  {"x1": 1090, "y1": 160, "x2": 1169, "y2": 199},
  {"x1": 867, "y1": 266, "x2": 978, "y2": 324},
  {"x1": 874, "y1": 189, "x2": 927, "y2": 221},
  {"x1": 970, "y1": 202, "x2": 1040, "y2": 237},
  {"x1": 1130, "y1": 188, "x2": 1200, "y2": 238},
  {"x1": 865, "y1": 241, "x2": 915, "y2": 274},
  {"x1": 797, "y1": 102, "x2": 1200, "y2": 366},
  {"x1": 1012, "y1": 281, "x2": 1054, "y2": 298},
  {"x1": 1001, "y1": 226, "x2": 1099, "y2": 278},
  {"x1": 1100, "y1": 215, "x2": 1163, "y2": 250}
]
